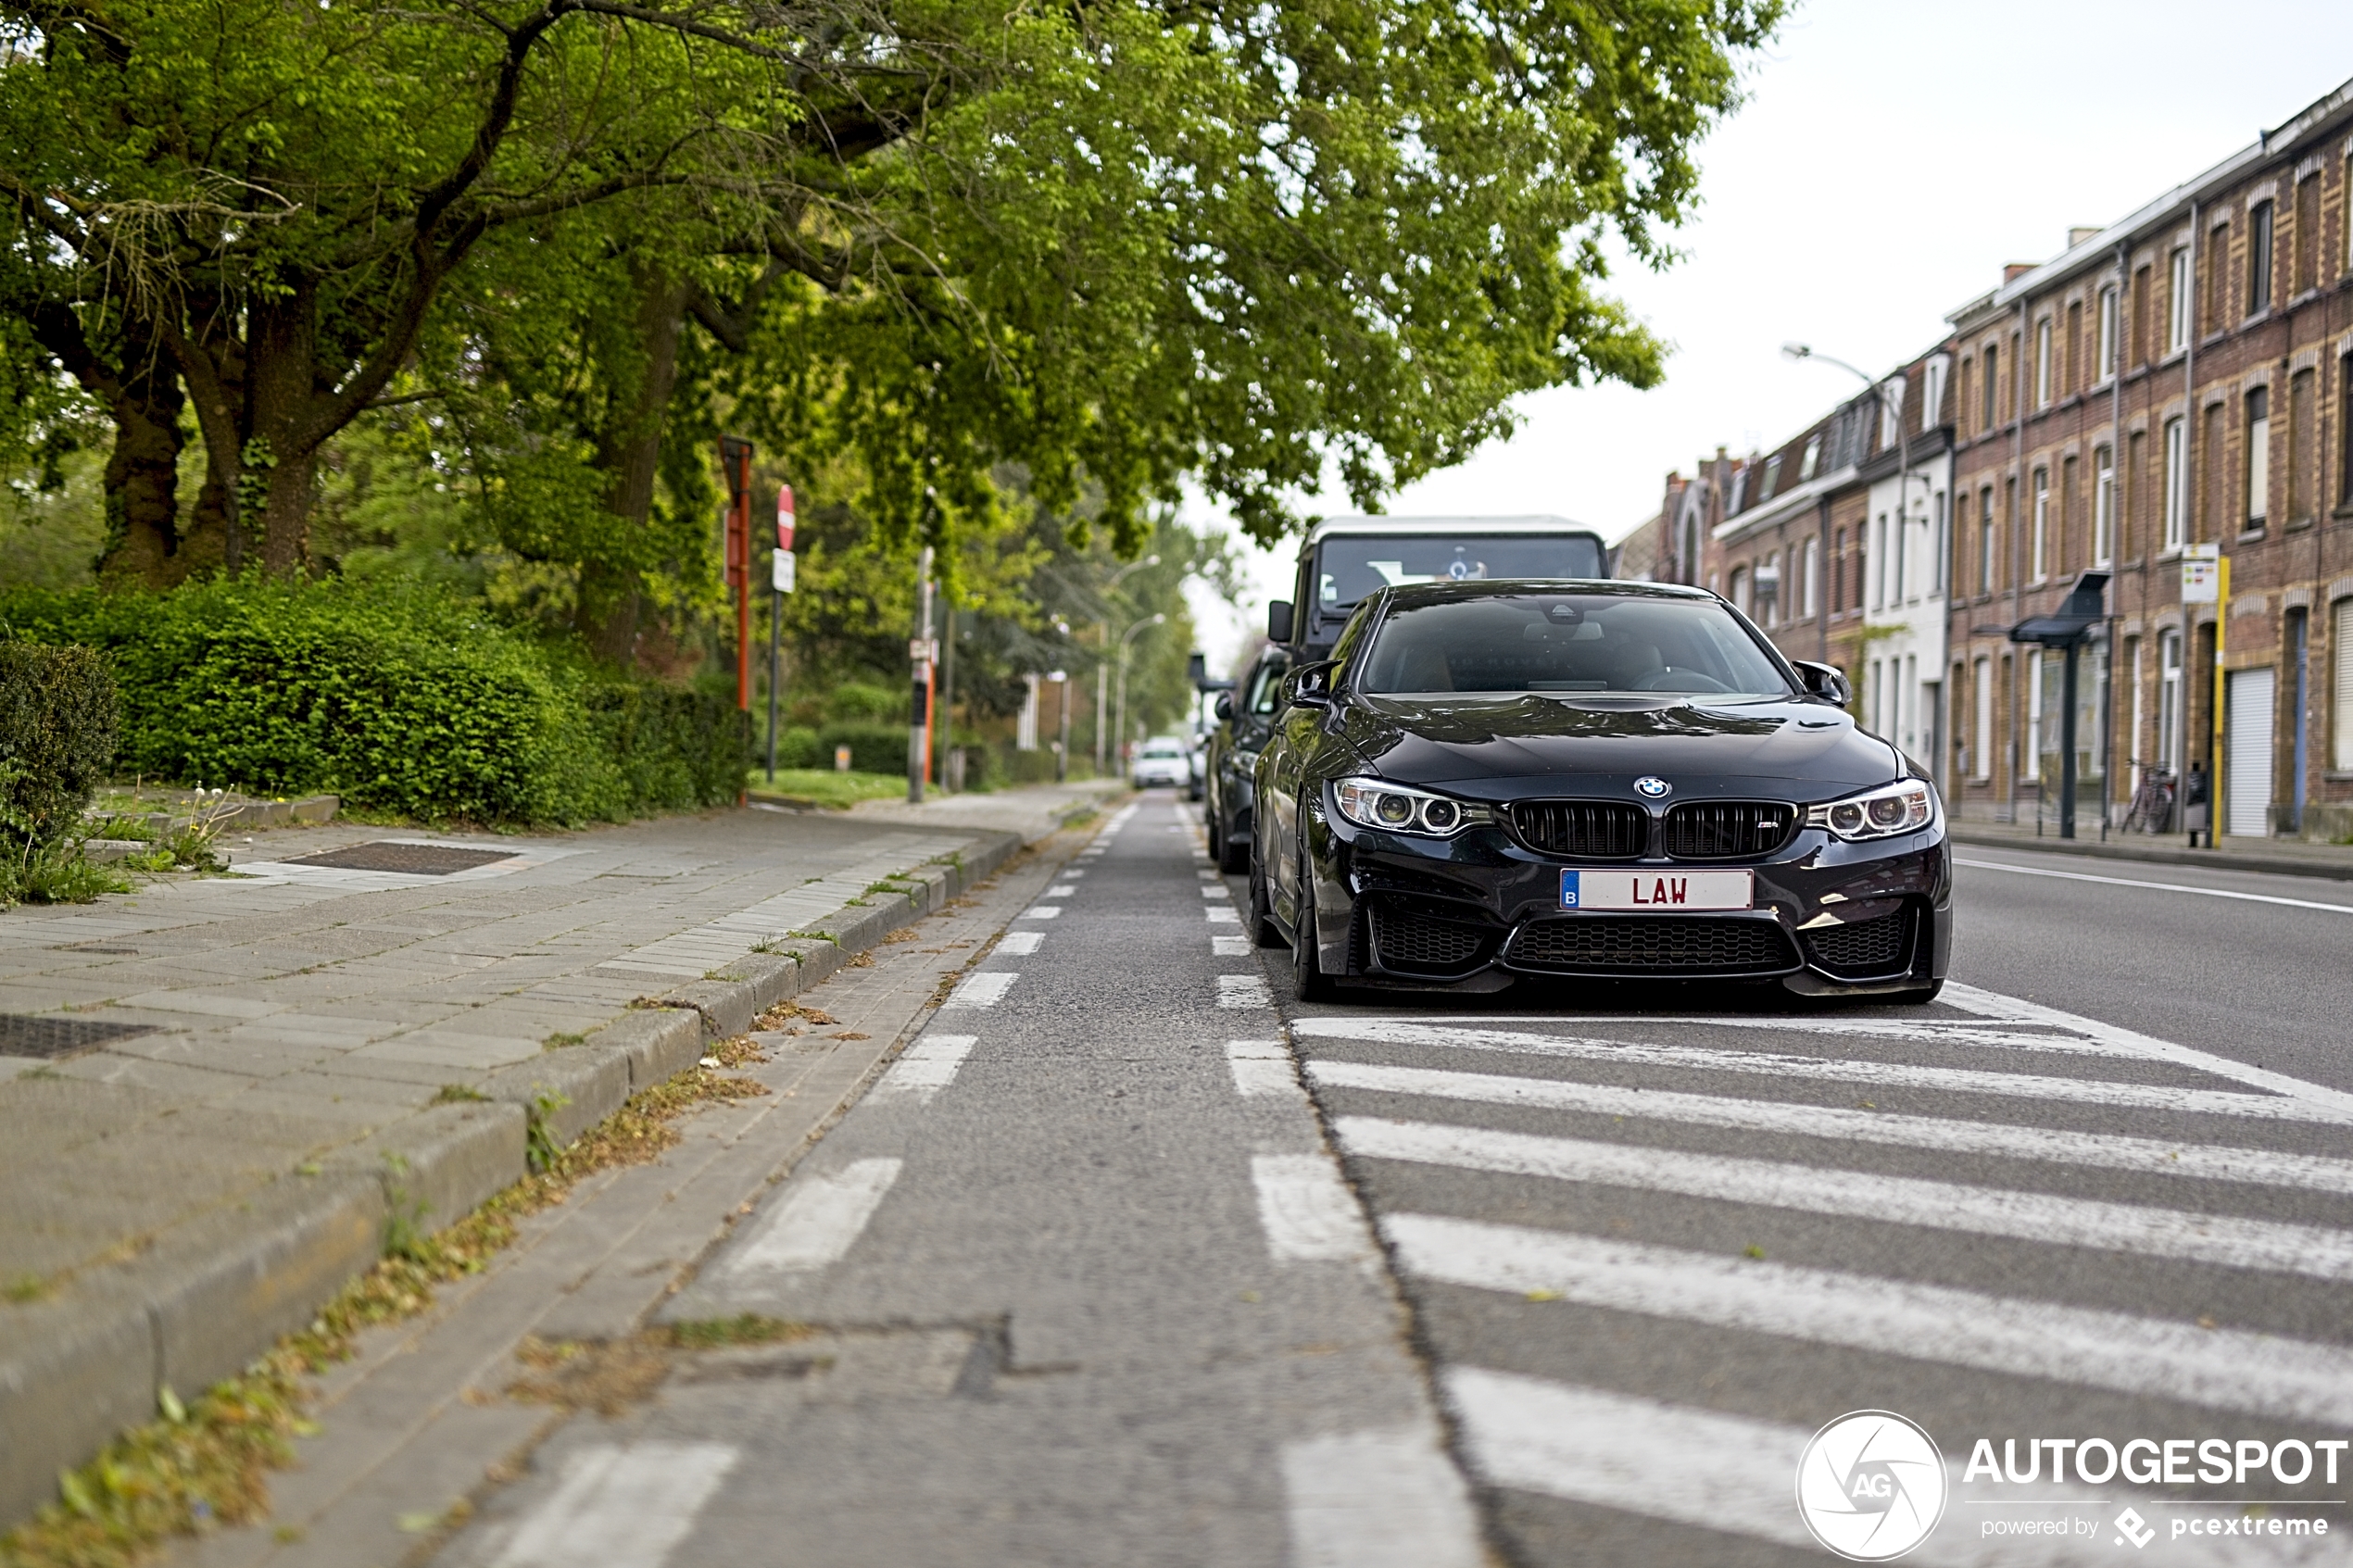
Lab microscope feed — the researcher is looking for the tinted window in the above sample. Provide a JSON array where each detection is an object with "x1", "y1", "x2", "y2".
[
  {"x1": 1358, "y1": 594, "x2": 1793, "y2": 698},
  {"x1": 1245, "y1": 653, "x2": 1290, "y2": 715},
  {"x1": 1315, "y1": 534, "x2": 1604, "y2": 611}
]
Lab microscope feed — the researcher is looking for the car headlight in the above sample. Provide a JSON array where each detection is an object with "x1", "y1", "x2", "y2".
[
  {"x1": 1805, "y1": 779, "x2": 1937, "y2": 841},
  {"x1": 1333, "y1": 777, "x2": 1495, "y2": 837}
]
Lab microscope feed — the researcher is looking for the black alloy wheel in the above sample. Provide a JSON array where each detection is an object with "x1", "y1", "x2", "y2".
[
  {"x1": 1217, "y1": 810, "x2": 1250, "y2": 874},
  {"x1": 1206, "y1": 813, "x2": 1224, "y2": 862},
  {"x1": 1290, "y1": 855, "x2": 1335, "y2": 1003},
  {"x1": 1248, "y1": 847, "x2": 1285, "y2": 947}
]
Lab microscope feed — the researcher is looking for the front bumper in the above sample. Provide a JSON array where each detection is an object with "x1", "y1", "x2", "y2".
[{"x1": 1306, "y1": 806, "x2": 1951, "y2": 994}]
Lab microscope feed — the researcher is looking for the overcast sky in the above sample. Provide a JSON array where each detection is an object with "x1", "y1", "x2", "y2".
[{"x1": 1184, "y1": 0, "x2": 2353, "y2": 672}]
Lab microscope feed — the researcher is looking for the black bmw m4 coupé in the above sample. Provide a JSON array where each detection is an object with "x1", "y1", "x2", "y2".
[{"x1": 1246, "y1": 581, "x2": 1951, "y2": 1004}]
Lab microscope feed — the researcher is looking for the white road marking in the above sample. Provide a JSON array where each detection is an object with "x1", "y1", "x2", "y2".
[
  {"x1": 730, "y1": 1159, "x2": 903, "y2": 1273},
  {"x1": 490, "y1": 1441, "x2": 738, "y2": 1568},
  {"x1": 1202, "y1": 885, "x2": 1232, "y2": 900},
  {"x1": 1047, "y1": 884, "x2": 1078, "y2": 897},
  {"x1": 1291, "y1": 1017, "x2": 2349, "y2": 1124},
  {"x1": 1217, "y1": 973, "x2": 1273, "y2": 1010},
  {"x1": 1957, "y1": 855, "x2": 2353, "y2": 914},
  {"x1": 1059, "y1": 868, "x2": 1084, "y2": 877},
  {"x1": 1212, "y1": 935, "x2": 1254, "y2": 957},
  {"x1": 1281, "y1": 1425, "x2": 1484, "y2": 1568},
  {"x1": 1390, "y1": 1213, "x2": 2353, "y2": 1427},
  {"x1": 942, "y1": 971, "x2": 1018, "y2": 1008},
  {"x1": 1444, "y1": 1368, "x2": 2326, "y2": 1566},
  {"x1": 1336, "y1": 1115, "x2": 2353, "y2": 1284},
  {"x1": 1205, "y1": 906, "x2": 1240, "y2": 924},
  {"x1": 1016, "y1": 905, "x2": 1061, "y2": 920},
  {"x1": 1304, "y1": 1058, "x2": 2353, "y2": 1195},
  {"x1": 1251, "y1": 1154, "x2": 1377, "y2": 1262},
  {"x1": 1227, "y1": 1039, "x2": 1298, "y2": 1098},
  {"x1": 869, "y1": 1035, "x2": 977, "y2": 1105},
  {"x1": 995, "y1": 930, "x2": 1043, "y2": 956}
]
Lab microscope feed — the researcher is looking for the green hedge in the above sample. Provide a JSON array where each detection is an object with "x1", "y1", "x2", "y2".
[
  {"x1": 817, "y1": 721, "x2": 912, "y2": 775},
  {"x1": 0, "y1": 581, "x2": 745, "y2": 825},
  {"x1": 0, "y1": 640, "x2": 119, "y2": 847}
]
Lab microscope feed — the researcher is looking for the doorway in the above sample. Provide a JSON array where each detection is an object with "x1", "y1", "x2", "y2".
[{"x1": 2224, "y1": 667, "x2": 2276, "y2": 837}]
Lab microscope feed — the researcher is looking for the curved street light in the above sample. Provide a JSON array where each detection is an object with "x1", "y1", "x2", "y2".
[
  {"x1": 1113, "y1": 611, "x2": 1165, "y2": 779},
  {"x1": 1094, "y1": 553, "x2": 1161, "y2": 773}
]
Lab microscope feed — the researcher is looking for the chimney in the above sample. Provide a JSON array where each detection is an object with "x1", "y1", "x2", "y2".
[
  {"x1": 2003, "y1": 262, "x2": 2036, "y2": 283},
  {"x1": 2068, "y1": 226, "x2": 2102, "y2": 249}
]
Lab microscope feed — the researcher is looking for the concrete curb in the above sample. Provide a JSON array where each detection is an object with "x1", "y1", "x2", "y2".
[
  {"x1": 0, "y1": 826, "x2": 1028, "y2": 1532},
  {"x1": 1949, "y1": 825, "x2": 2353, "y2": 884}
]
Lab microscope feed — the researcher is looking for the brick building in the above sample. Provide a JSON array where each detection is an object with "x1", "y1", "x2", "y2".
[{"x1": 1944, "y1": 78, "x2": 2353, "y2": 838}]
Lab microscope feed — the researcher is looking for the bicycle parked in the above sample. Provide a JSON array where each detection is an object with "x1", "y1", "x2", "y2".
[{"x1": 2121, "y1": 764, "x2": 2176, "y2": 834}]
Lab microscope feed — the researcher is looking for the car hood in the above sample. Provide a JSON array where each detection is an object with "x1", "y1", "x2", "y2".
[{"x1": 1339, "y1": 693, "x2": 1899, "y2": 804}]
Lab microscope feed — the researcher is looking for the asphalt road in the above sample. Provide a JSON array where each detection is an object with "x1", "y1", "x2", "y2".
[{"x1": 425, "y1": 797, "x2": 2353, "y2": 1567}]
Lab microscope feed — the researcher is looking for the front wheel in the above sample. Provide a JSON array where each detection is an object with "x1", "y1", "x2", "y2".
[{"x1": 1247, "y1": 849, "x2": 1285, "y2": 947}]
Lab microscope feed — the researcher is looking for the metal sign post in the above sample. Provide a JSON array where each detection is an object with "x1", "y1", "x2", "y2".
[
  {"x1": 767, "y1": 484, "x2": 796, "y2": 781},
  {"x1": 718, "y1": 436, "x2": 755, "y2": 805},
  {"x1": 2182, "y1": 546, "x2": 2224, "y2": 847},
  {"x1": 909, "y1": 546, "x2": 935, "y2": 804}
]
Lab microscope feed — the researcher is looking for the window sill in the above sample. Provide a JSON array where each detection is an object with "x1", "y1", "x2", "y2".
[{"x1": 2238, "y1": 528, "x2": 2267, "y2": 543}]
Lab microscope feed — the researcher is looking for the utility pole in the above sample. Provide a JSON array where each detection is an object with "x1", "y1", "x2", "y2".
[
  {"x1": 1093, "y1": 553, "x2": 1160, "y2": 776},
  {"x1": 1114, "y1": 612, "x2": 1165, "y2": 780},
  {"x1": 719, "y1": 435, "x2": 755, "y2": 805},
  {"x1": 908, "y1": 546, "x2": 936, "y2": 804},
  {"x1": 1052, "y1": 671, "x2": 1071, "y2": 782}
]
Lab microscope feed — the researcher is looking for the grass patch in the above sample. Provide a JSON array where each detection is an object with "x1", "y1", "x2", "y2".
[
  {"x1": 664, "y1": 1314, "x2": 813, "y2": 1351},
  {"x1": 744, "y1": 768, "x2": 905, "y2": 811},
  {"x1": 0, "y1": 1035, "x2": 774, "y2": 1568},
  {"x1": 540, "y1": 1032, "x2": 586, "y2": 1050},
  {"x1": 431, "y1": 1084, "x2": 489, "y2": 1104}
]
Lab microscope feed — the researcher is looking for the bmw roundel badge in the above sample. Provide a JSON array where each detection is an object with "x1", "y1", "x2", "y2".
[{"x1": 1633, "y1": 776, "x2": 1671, "y2": 799}]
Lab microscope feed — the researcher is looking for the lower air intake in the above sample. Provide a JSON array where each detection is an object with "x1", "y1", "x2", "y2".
[
  {"x1": 1801, "y1": 909, "x2": 1912, "y2": 976},
  {"x1": 1508, "y1": 916, "x2": 1793, "y2": 974},
  {"x1": 1370, "y1": 904, "x2": 1493, "y2": 975}
]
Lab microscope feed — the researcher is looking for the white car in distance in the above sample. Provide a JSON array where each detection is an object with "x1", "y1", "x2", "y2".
[{"x1": 1130, "y1": 735, "x2": 1192, "y2": 790}]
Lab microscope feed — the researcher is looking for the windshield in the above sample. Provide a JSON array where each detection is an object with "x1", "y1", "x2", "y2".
[
  {"x1": 1139, "y1": 740, "x2": 1185, "y2": 757},
  {"x1": 1316, "y1": 534, "x2": 1604, "y2": 612},
  {"x1": 1356, "y1": 594, "x2": 1794, "y2": 698}
]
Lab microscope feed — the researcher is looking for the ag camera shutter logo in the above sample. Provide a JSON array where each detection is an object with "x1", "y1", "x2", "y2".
[{"x1": 1795, "y1": 1411, "x2": 1948, "y2": 1561}]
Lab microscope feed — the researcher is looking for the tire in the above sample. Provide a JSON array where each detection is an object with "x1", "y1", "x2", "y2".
[
  {"x1": 1291, "y1": 860, "x2": 1335, "y2": 1003},
  {"x1": 1217, "y1": 816, "x2": 1250, "y2": 875},
  {"x1": 1206, "y1": 813, "x2": 1224, "y2": 862},
  {"x1": 1247, "y1": 848, "x2": 1285, "y2": 947}
]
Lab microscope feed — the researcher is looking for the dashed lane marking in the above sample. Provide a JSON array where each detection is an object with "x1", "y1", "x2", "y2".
[
  {"x1": 1303, "y1": 1058, "x2": 2353, "y2": 1195},
  {"x1": 1251, "y1": 1153, "x2": 1378, "y2": 1263},
  {"x1": 995, "y1": 930, "x2": 1044, "y2": 956},
  {"x1": 1015, "y1": 905, "x2": 1061, "y2": 921},
  {"x1": 1212, "y1": 935, "x2": 1254, "y2": 957},
  {"x1": 1217, "y1": 973, "x2": 1273, "y2": 1010},
  {"x1": 1205, "y1": 907, "x2": 1240, "y2": 924},
  {"x1": 1336, "y1": 1115, "x2": 2353, "y2": 1284},
  {"x1": 1046, "y1": 884, "x2": 1079, "y2": 897},
  {"x1": 1957, "y1": 856, "x2": 2353, "y2": 915},
  {"x1": 729, "y1": 1158, "x2": 902, "y2": 1273},
  {"x1": 1388, "y1": 1212, "x2": 2353, "y2": 1427},
  {"x1": 1280, "y1": 1424, "x2": 1484, "y2": 1568},
  {"x1": 942, "y1": 971, "x2": 1019, "y2": 1008},
  {"x1": 1226, "y1": 1039, "x2": 1296, "y2": 1098},
  {"x1": 488, "y1": 1440, "x2": 739, "y2": 1568},
  {"x1": 868, "y1": 1035, "x2": 977, "y2": 1106}
]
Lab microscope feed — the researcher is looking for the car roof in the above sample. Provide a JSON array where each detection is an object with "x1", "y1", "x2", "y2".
[
  {"x1": 1299, "y1": 514, "x2": 1596, "y2": 550},
  {"x1": 1364, "y1": 579, "x2": 1717, "y2": 609}
]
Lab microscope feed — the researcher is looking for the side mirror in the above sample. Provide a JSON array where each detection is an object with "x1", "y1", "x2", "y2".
[
  {"x1": 1282, "y1": 659, "x2": 1338, "y2": 708},
  {"x1": 1792, "y1": 660, "x2": 1851, "y2": 708},
  {"x1": 1213, "y1": 692, "x2": 1235, "y2": 721},
  {"x1": 1186, "y1": 652, "x2": 1211, "y2": 689},
  {"x1": 1267, "y1": 600, "x2": 1295, "y2": 643}
]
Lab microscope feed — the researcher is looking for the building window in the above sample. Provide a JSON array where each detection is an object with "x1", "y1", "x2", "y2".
[
  {"x1": 1730, "y1": 565, "x2": 1749, "y2": 617},
  {"x1": 2159, "y1": 627, "x2": 2184, "y2": 772},
  {"x1": 1923, "y1": 357, "x2": 1948, "y2": 427},
  {"x1": 1762, "y1": 550, "x2": 1779, "y2": 627},
  {"x1": 2097, "y1": 286, "x2": 2118, "y2": 382},
  {"x1": 1872, "y1": 514, "x2": 1888, "y2": 608},
  {"x1": 1802, "y1": 537, "x2": 1819, "y2": 618},
  {"x1": 1979, "y1": 489, "x2": 1994, "y2": 594},
  {"x1": 2294, "y1": 172, "x2": 2320, "y2": 295},
  {"x1": 2205, "y1": 223, "x2": 2229, "y2": 335},
  {"x1": 2167, "y1": 247, "x2": 2190, "y2": 352},
  {"x1": 2060, "y1": 455, "x2": 2078, "y2": 575},
  {"x1": 2342, "y1": 351, "x2": 2353, "y2": 508},
  {"x1": 1931, "y1": 490, "x2": 1948, "y2": 596},
  {"x1": 2031, "y1": 467, "x2": 2050, "y2": 580},
  {"x1": 2034, "y1": 318, "x2": 2053, "y2": 408},
  {"x1": 1972, "y1": 657, "x2": 1993, "y2": 781},
  {"x1": 1759, "y1": 454, "x2": 1782, "y2": 502},
  {"x1": 2288, "y1": 367, "x2": 2315, "y2": 524},
  {"x1": 2246, "y1": 385, "x2": 2270, "y2": 529},
  {"x1": 2163, "y1": 416, "x2": 2186, "y2": 550},
  {"x1": 2334, "y1": 600, "x2": 2353, "y2": 772},
  {"x1": 1958, "y1": 358, "x2": 1974, "y2": 436},
  {"x1": 1799, "y1": 435, "x2": 1820, "y2": 482},
  {"x1": 2202, "y1": 403, "x2": 2226, "y2": 538},
  {"x1": 2126, "y1": 429, "x2": 2146, "y2": 560},
  {"x1": 2094, "y1": 446, "x2": 2115, "y2": 566},
  {"x1": 2065, "y1": 301, "x2": 2082, "y2": 395},
  {"x1": 1982, "y1": 344, "x2": 1999, "y2": 428},
  {"x1": 1832, "y1": 527, "x2": 1845, "y2": 612},
  {"x1": 2247, "y1": 198, "x2": 2273, "y2": 316}
]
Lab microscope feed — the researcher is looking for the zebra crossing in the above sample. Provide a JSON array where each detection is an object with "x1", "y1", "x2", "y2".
[{"x1": 1287, "y1": 986, "x2": 2353, "y2": 1563}]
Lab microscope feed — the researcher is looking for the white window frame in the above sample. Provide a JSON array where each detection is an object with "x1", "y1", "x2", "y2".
[
  {"x1": 1872, "y1": 514, "x2": 1888, "y2": 609},
  {"x1": 2168, "y1": 248, "x2": 2191, "y2": 352},
  {"x1": 2093, "y1": 446, "x2": 2115, "y2": 566},
  {"x1": 1802, "y1": 536, "x2": 1819, "y2": 618},
  {"x1": 1923, "y1": 357, "x2": 1949, "y2": 427},
  {"x1": 2027, "y1": 649, "x2": 2045, "y2": 774},
  {"x1": 2158, "y1": 628, "x2": 2183, "y2": 773},
  {"x1": 1979, "y1": 490, "x2": 1994, "y2": 593},
  {"x1": 2031, "y1": 469, "x2": 2050, "y2": 581},
  {"x1": 2162, "y1": 417, "x2": 2187, "y2": 551},
  {"x1": 2334, "y1": 600, "x2": 2353, "y2": 771},
  {"x1": 2096, "y1": 286, "x2": 2118, "y2": 383},
  {"x1": 2035, "y1": 318, "x2": 2053, "y2": 407},
  {"x1": 1971, "y1": 658, "x2": 1993, "y2": 780},
  {"x1": 2246, "y1": 389, "x2": 2271, "y2": 527},
  {"x1": 1931, "y1": 490, "x2": 1948, "y2": 596}
]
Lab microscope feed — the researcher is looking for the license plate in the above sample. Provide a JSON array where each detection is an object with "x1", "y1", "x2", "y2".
[{"x1": 1560, "y1": 869, "x2": 1753, "y2": 910}]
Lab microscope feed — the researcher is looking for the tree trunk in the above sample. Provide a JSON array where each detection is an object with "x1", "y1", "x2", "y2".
[
  {"x1": 577, "y1": 264, "x2": 693, "y2": 664},
  {"x1": 93, "y1": 345, "x2": 187, "y2": 590},
  {"x1": 245, "y1": 283, "x2": 321, "y2": 576}
]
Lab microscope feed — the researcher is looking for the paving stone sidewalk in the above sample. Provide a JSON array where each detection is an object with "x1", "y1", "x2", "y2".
[{"x1": 0, "y1": 782, "x2": 1110, "y2": 1296}]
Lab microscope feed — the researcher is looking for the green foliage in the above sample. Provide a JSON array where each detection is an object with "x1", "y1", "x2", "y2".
[
  {"x1": 0, "y1": 581, "x2": 743, "y2": 824},
  {"x1": 816, "y1": 723, "x2": 912, "y2": 776},
  {"x1": 0, "y1": 640, "x2": 119, "y2": 848}
]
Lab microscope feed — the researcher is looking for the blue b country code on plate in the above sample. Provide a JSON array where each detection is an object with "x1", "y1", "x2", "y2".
[{"x1": 1560, "y1": 869, "x2": 1754, "y2": 910}]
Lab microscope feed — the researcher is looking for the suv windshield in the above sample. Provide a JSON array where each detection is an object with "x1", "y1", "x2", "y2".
[
  {"x1": 1316, "y1": 534, "x2": 1604, "y2": 611},
  {"x1": 1357, "y1": 594, "x2": 1793, "y2": 698}
]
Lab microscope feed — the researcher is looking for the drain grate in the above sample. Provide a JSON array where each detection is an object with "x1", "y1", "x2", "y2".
[
  {"x1": 283, "y1": 842, "x2": 521, "y2": 876},
  {"x1": 0, "y1": 1014, "x2": 157, "y2": 1060}
]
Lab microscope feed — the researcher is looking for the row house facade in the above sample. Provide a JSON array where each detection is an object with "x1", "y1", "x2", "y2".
[
  {"x1": 1944, "y1": 77, "x2": 2353, "y2": 839},
  {"x1": 1624, "y1": 351, "x2": 1956, "y2": 773}
]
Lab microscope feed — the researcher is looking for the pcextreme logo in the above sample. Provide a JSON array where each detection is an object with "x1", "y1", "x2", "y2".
[{"x1": 1796, "y1": 1411, "x2": 1948, "y2": 1562}]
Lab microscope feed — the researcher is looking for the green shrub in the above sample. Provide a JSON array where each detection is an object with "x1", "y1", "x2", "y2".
[
  {"x1": 0, "y1": 640, "x2": 119, "y2": 848},
  {"x1": 765, "y1": 725, "x2": 823, "y2": 770},
  {"x1": 0, "y1": 581, "x2": 746, "y2": 825},
  {"x1": 816, "y1": 722, "x2": 911, "y2": 775},
  {"x1": 825, "y1": 682, "x2": 905, "y2": 723}
]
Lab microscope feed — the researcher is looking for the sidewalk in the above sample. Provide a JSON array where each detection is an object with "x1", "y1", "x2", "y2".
[
  {"x1": 1948, "y1": 817, "x2": 2353, "y2": 881},
  {"x1": 0, "y1": 780, "x2": 1118, "y2": 1529}
]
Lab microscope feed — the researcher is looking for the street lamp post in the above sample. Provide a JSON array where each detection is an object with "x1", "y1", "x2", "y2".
[
  {"x1": 1112, "y1": 612, "x2": 1165, "y2": 781},
  {"x1": 1094, "y1": 553, "x2": 1159, "y2": 775}
]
